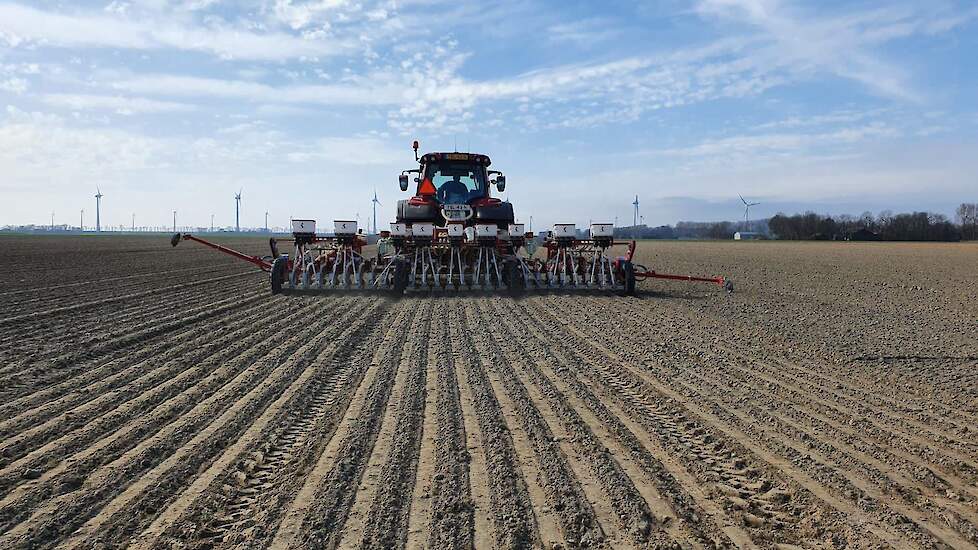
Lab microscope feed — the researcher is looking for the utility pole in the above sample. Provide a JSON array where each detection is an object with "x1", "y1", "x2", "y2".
[
  {"x1": 265, "y1": 211, "x2": 268, "y2": 232},
  {"x1": 80, "y1": 209, "x2": 84, "y2": 231},
  {"x1": 131, "y1": 213, "x2": 135, "y2": 232},
  {"x1": 51, "y1": 211, "x2": 55, "y2": 230},
  {"x1": 210, "y1": 214, "x2": 214, "y2": 232}
]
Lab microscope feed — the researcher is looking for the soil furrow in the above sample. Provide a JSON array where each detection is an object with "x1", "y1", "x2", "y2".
[
  {"x1": 267, "y1": 299, "x2": 419, "y2": 550},
  {"x1": 463, "y1": 297, "x2": 604, "y2": 548},
  {"x1": 124, "y1": 298, "x2": 392, "y2": 549},
  {"x1": 497, "y1": 297, "x2": 738, "y2": 548},
  {"x1": 533, "y1": 295, "x2": 908, "y2": 548},
  {"x1": 0, "y1": 298, "x2": 350, "y2": 548},
  {"x1": 0, "y1": 292, "x2": 275, "y2": 441},
  {"x1": 421, "y1": 297, "x2": 475, "y2": 549},
  {"x1": 449, "y1": 299, "x2": 544, "y2": 549},
  {"x1": 0, "y1": 298, "x2": 331, "y2": 512},
  {"x1": 279, "y1": 299, "x2": 425, "y2": 549}
]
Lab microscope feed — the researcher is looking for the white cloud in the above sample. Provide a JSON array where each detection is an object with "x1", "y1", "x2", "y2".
[
  {"x1": 41, "y1": 93, "x2": 197, "y2": 115},
  {"x1": 0, "y1": 3, "x2": 350, "y2": 60}
]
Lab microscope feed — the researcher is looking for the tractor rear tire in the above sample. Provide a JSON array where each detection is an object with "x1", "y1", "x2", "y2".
[
  {"x1": 622, "y1": 260, "x2": 636, "y2": 296},
  {"x1": 270, "y1": 256, "x2": 287, "y2": 295},
  {"x1": 392, "y1": 258, "x2": 408, "y2": 296}
]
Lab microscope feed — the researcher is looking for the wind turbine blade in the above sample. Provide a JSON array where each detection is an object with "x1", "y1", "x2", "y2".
[{"x1": 739, "y1": 194, "x2": 747, "y2": 205}]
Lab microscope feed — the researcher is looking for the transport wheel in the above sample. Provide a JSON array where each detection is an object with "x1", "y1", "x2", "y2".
[
  {"x1": 505, "y1": 260, "x2": 524, "y2": 295},
  {"x1": 392, "y1": 258, "x2": 408, "y2": 296},
  {"x1": 622, "y1": 260, "x2": 636, "y2": 296},
  {"x1": 270, "y1": 256, "x2": 287, "y2": 295}
]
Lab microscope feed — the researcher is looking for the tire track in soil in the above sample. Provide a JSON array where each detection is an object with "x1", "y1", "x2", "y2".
[
  {"x1": 462, "y1": 297, "x2": 605, "y2": 548},
  {"x1": 269, "y1": 299, "x2": 417, "y2": 549},
  {"x1": 0, "y1": 293, "x2": 279, "y2": 463},
  {"x1": 663, "y1": 351, "x2": 978, "y2": 547},
  {"x1": 573, "y1": 296, "x2": 978, "y2": 546},
  {"x1": 480, "y1": 298, "x2": 663, "y2": 548},
  {"x1": 343, "y1": 297, "x2": 433, "y2": 549},
  {"x1": 492, "y1": 297, "x2": 735, "y2": 549},
  {"x1": 613, "y1": 296, "x2": 978, "y2": 452},
  {"x1": 0, "y1": 297, "x2": 364, "y2": 549},
  {"x1": 131, "y1": 298, "x2": 395, "y2": 550},
  {"x1": 666, "y1": 340, "x2": 978, "y2": 531},
  {"x1": 58, "y1": 297, "x2": 387, "y2": 550},
  {"x1": 450, "y1": 303, "x2": 530, "y2": 549},
  {"x1": 271, "y1": 298, "x2": 425, "y2": 549},
  {"x1": 539, "y1": 295, "x2": 923, "y2": 549},
  {"x1": 0, "y1": 298, "x2": 327, "y2": 514},
  {"x1": 419, "y1": 297, "x2": 474, "y2": 549}
]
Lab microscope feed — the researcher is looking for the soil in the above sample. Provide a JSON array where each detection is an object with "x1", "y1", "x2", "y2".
[{"x1": 0, "y1": 234, "x2": 975, "y2": 549}]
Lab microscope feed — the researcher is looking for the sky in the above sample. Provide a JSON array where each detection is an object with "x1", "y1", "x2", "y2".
[{"x1": 1, "y1": 0, "x2": 977, "y2": 231}]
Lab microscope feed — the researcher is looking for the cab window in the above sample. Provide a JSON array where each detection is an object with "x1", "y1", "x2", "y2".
[{"x1": 423, "y1": 162, "x2": 487, "y2": 202}]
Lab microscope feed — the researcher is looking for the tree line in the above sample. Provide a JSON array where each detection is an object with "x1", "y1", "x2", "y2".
[
  {"x1": 768, "y1": 204, "x2": 976, "y2": 241},
  {"x1": 612, "y1": 202, "x2": 976, "y2": 241}
]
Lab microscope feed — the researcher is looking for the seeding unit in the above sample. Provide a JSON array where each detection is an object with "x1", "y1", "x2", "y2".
[{"x1": 172, "y1": 143, "x2": 732, "y2": 295}]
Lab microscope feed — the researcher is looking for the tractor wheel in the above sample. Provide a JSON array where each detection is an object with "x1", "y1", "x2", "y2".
[
  {"x1": 622, "y1": 260, "x2": 636, "y2": 296},
  {"x1": 505, "y1": 260, "x2": 524, "y2": 295},
  {"x1": 270, "y1": 256, "x2": 287, "y2": 295},
  {"x1": 392, "y1": 258, "x2": 408, "y2": 296}
]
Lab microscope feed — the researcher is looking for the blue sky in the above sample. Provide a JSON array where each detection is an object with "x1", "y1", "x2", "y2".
[{"x1": 1, "y1": 0, "x2": 977, "y2": 230}]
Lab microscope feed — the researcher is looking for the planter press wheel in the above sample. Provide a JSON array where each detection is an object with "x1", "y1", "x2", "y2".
[{"x1": 270, "y1": 256, "x2": 287, "y2": 295}]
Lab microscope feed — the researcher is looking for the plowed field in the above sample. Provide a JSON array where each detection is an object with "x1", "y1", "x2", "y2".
[{"x1": 1, "y1": 235, "x2": 976, "y2": 549}]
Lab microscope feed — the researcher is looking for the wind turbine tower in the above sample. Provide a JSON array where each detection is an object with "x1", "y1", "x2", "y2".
[
  {"x1": 265, "y1": 211, "x2": 269, "y2": 232},
  {"x1": 95, "y1": 187, "x2": 104, "y2": 232},
  {"x1": 173, "y1": 210, "x2": 177, "y2": 233},
  {"x1": 739, "y1": 194, "x2": 761, "y2": 232},
  {"x1": 632, "y1": 195, "x2": 640, "y2": 227},
  {"x1": 80, "y1": 209, "x2": 84, "y2": 231},
  {"x1": 371, "y1": 189, "x2": 381, "y2": 234},
  {"x1": 235, "y1": 189, "x2": 242, "y2": 232}
]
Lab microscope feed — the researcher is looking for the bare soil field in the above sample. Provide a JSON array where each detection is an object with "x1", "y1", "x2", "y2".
[{"x1": 1, "y1": 234, "x2": 976, "y2": 549}]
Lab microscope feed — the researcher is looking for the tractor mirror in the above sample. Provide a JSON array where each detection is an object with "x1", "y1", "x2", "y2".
[
  {"x1": 399, "y1": 174, "x2": 409, "y2": 191},
  {"x1": 495, "y1": 175, "x2": 506, "y2": 192}
]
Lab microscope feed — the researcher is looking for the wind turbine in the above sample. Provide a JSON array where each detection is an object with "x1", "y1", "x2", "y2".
[
  {"x1": 95, "y1": 187, "x2": 104, "y2": 232},
  {"x1": 371, "y1": 189, "x2": 381, "y2": 235},
  {"x1": 739, "y1": 194, "x2": 761, "y2": 232},
  {"x1": 80, "y1": 209, "x2": 84, "y2": 231},
  {"x1": 265, "y1": 211, "x2": 269, "y2": 232},
  {"x1": 632, "y1": 195, "x2": 640, "y2": 227},
  {"x1": 234, "y1": 189, "x2": 242, "y2": 232}
]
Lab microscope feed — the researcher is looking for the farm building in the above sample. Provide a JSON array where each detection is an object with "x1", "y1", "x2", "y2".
[{"x1": 734, "y1": 231, "x2": 765, "y2": 240}]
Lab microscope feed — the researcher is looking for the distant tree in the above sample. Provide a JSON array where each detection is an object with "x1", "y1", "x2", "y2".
[{"x1": 957, "y1": 203, "x2": 978, "y2": 240}]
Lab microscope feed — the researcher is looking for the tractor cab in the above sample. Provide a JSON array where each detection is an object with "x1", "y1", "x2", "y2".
[{"x1": 397, "y1": 142, "x2": 513, "y2": 227}]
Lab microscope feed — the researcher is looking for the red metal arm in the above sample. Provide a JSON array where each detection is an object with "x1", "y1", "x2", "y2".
[
  {"x1": 624, "y1": 240, "x2": 724, "y2": 286},
  {"x1": 178, "y1": 234, "x2": 273, "y2": 271}
]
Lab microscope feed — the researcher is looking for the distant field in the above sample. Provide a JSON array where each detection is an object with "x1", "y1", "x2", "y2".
[{"x1": 0, "y1": 235, "x2": 976, "y2": 549}]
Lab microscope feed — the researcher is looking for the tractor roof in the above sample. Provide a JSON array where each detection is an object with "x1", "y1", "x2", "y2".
[{"x1": 420, "y1": 152, "x2": 491, "y2": 166}]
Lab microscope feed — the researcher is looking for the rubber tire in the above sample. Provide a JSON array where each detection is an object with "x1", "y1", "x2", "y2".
[
  {"x1": 622, "y1": 260, "x2": 636, "y2": 296},
  {"x1": 392, "y1": 258, "x2": 408, "y2": 296},
  {"x1": 270, "y1": 256, "x2": 287, "y2": 295},
  {"x1": 505, "y1": 260, "x2": 524, "y2": 295}
]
